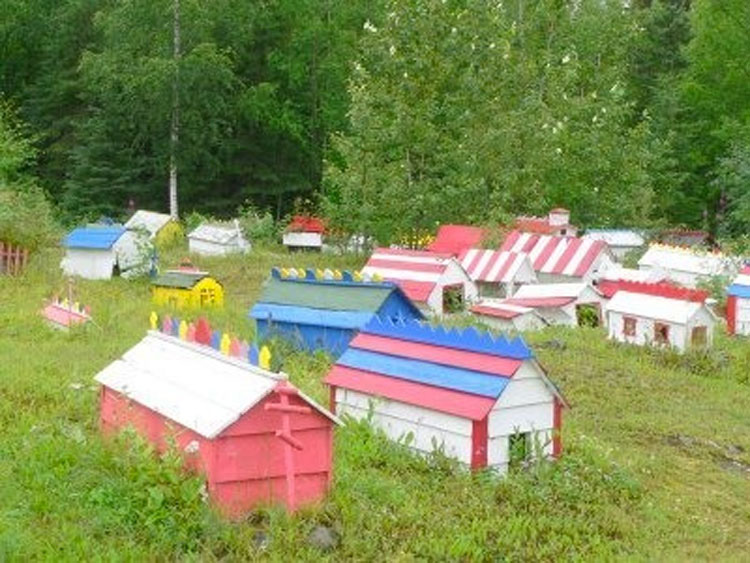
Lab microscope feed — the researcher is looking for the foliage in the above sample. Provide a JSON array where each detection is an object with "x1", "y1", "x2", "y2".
[
  {"x1": 236, "y1": 203, "x2": 278, "y2": 244},
  {"x1": 0, "y1": 184, "x2": 59, "y2": 250}
]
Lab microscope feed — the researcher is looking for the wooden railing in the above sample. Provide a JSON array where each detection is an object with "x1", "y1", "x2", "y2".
[{"x1": 0, "y1": 241, "x2": 29, "y2": 275}]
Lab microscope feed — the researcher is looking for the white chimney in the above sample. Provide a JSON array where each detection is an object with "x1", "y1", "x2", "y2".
[{"x1": 548, "y1": 208, "x2": 570, "y2": 227}]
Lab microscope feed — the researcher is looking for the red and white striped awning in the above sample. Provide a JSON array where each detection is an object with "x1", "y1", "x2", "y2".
[
  {"x1": 500, "y1": 230, "x2": 608, "y2": 278},
  {"x1": 459, "y1": 249, "x2": 530, "y2": 283},
  {"x1": 362, "y1": 248, "x2": 453, "y2": 303}
]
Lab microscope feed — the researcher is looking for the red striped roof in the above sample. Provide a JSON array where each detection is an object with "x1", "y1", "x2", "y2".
[
  {"x1": 428, "y1": 225, "x2": 486, "y2": 256},
  {"x1": 500, "y1": 230, "x2": 608, "y2": 278},
  {"x1": 459, "y1": 249, "x2": 530, "y2": 283}
]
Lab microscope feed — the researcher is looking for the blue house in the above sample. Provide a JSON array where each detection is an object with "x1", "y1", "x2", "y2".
[{"x1": 249, "y1": 268, "x2": 424, "y2": 357}]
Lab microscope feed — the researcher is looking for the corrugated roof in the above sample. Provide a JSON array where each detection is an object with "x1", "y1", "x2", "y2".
[
  {"x1": 362, "y1": 248, "x2": 455, "y2": 303},
  {"x1": 63, "y1": 227, "x2": 126, "y2": 249},
  {"x1": 459, "y1": 249, "x2": 535, "y2": 283},
  {"x1": 124, "y1": 210, "x2": 172, "y2": 238},
  {"x1": 511, "y1": 282, "x2": 594, "y2": 300},
  {"x1": 605, "y1": 291, "x2": 707, "y2": 325},
  {"x1": 428, "y1": 225, "x2": 486, "y2": 256},
  {"x1": 152, "y1": 270, "x2": 209, "y2": 289},
  {"x1": 188, "y1": 223, "x2": 245, "y2": 245},
  {"x1": 638, "y1": 244, "x2": 729, "y2": 277},
  {"x1": 500, "y1": 231, "x2": 609, "y2": 278},
  {"x1": 583, "y1": 229, "x2": 645, "y2": 247},
  {"x1": 471, "y1": 300, "x2": 535, "y2": 319},
  {"x1": 95, "y1": 332, "x2": 336, "y2": 438}
]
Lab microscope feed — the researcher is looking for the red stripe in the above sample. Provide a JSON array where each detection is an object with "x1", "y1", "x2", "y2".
[
  {"x1": 491, "y1": 252, "x2": 516, "y2": 282},
  {"x1": 552, "y1": 397, "x2": 562, "y2": 457},
  {"x1": 521, "y1": 234, "x2": 540, "y2": 253},
  {"x1": 471, "y1": 417, "x2": 488, "y2": 469},
  {"x1": 551, "y1": 238, "x2": 581, "y2": 274},
  {"x1": 470, "y1": 305, "x2": 521, "y2": 319},
  {"x1": 500, "y1": 230, "x2": 520, "y2": 252},
  {"x1": 350, "y1": 333, "x2": 521, "y2": 376},
  {"x1": 367, "y1": 258, "x2": 446, "y2": 273},
  {"x1": 727, "y1": 295, "x2": 737, "y2": 335},
  {"x1": 533, "y1": 237, "x2": 562, "y2": 270},
  {"x1": 324, "y1": 366, "x2": 495, "y2": 420},
  {"x1": 573, "y1": 240, "x2": 603, "y2": 277},
  {"x1": 477, "y1": 251, "x2": 502, "y2": 281},
  {"x1": 372, "y1": 247, "x2": 452, "y2": 259},
  {"x1": 389, "y1": 280, "x2": 434, "y2": 302}
]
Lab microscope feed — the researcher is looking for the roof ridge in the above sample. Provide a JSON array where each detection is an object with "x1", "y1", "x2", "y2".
[{"x1": 271, "y1": 267, "x2": 397, "y2": 287}]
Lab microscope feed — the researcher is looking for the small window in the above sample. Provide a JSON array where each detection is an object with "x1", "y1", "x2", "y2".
[
  {"x1": 508, "y1": 432, "x2": 530, "y2": 470},
  {"x1": 691, "y1": 326, "x2": 707, "y2": 346},
  {"x1": 623, "y1": 316, "x2": 636, "y2": 337},
  {"x1": 654, "y1": 322, "x2": 670, "y2": 345},
  {"x1": 442, "y1": 285, "x2": 464, "y2": 314}
]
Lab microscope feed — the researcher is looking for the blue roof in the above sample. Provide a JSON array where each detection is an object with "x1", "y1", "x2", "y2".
[
  {"x1": 727, "y1": 284, "x2": 750, "y2": 299},
  {"x1": 250, "y1": 303, "x2": 375, "y2": 330},
  {"x1": 64, "y1": 227, "x2": 126, "y2": 249}
]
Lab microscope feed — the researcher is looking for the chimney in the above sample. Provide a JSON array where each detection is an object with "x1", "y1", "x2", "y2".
[{"x1": 548, "y1": 208, "x2": 570, "y2": 227}]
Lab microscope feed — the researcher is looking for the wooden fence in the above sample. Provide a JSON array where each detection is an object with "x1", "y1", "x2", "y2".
[{"x1": 0, "y1": 241, "x2": 29, "y2": 276}]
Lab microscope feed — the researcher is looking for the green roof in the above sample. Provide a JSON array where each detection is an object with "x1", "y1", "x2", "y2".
[
  {"x1": 152, "y1": 271, "x2": 208, "y2": 289},
  {"x1": 258, "y1": 277, "x2": 396, "y2": 311}
]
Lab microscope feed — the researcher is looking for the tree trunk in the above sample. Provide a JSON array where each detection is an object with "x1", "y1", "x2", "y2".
[{"x1": 169, "y1": 0, "x2": 181, "y2": 219}]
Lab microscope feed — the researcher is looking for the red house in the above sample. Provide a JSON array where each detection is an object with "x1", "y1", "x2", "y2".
[{"x1": 94, "y1": 330, "x2": 340, "y2": 517}]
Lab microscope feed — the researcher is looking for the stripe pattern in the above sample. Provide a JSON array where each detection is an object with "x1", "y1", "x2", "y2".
[
  {"x1": 500, "y1": 230, "x2": 607, "y2": 278},
  {"x1": 458, "y1": 249, "x2": 530, "y2": 283},
  {"x1": 362, "y1": 248, "x2": 454, "y2": 303}
]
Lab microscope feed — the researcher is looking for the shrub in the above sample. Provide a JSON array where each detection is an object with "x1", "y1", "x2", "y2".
[
  {"x1": 237, "y1": 202, "x2": 278, "y2": 244},
  {"x1": 0, "y1": 183, "x2": 59, "y2": 250}
]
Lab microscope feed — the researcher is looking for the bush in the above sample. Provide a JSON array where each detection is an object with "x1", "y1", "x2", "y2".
[
  {"x1": 237, "y1": 202, "x2": 278, "y2": 244},
  {"x1": 0, "y1": 183, "x2": 59, "y2": 250}
]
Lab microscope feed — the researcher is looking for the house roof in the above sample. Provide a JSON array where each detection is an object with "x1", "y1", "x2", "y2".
[
  {"x1": 605, "y1": 291, "x2": 709, "y2": 325},
  {"x1": 459, "y1": 249, "x2": 534, "y2": 283},
  {"x1": 583, "y1": 229, "x2": 645, "y2": 248},
  {"x1": 598, "y1": 280, "x2": 708, "y2": 303},
  {"x1": 63, "y1": 226, "x2": 126, "y2": 250},
  {"x1": 727, "y1": 266, "x2": 750, "y2": 298},
  {"x1": 638, "y1": 244, "x2": 730, "y2": 277},
  {"x1": 471, "y1": 300, "x2": 535, "y2": 320},
  {"x1": 125, "y1": 210, "x2": 173, "y2": 237},
  {"x1": 657, "y1": 229, "x2": 710, "y2": 247},
  {"x1": 286, "y1": 215, "x2": 325, "y2": 233},
  {"x1": 41, "y1": 303, "x2": 90, "y2": 327},
  {"x1": 502, "y1": 282, "x2": 598, "y2": 308},
  {"x1": 249, "y1": 269, "x2": 423, "y2": 328},
  {"x1": 362, "y1": 248, "x2": 456, "y2": 304},
  {"x1": 325, "y1": 318, "x2": 541, "y2": 420},
  {"x1": 428, "y1": 225, "x2": 486, "y2": 256},
  {"x1": 188, "y1": 223, "x2": 244, "y2": 245},
  {"x1": 152, "y1": 270, "x2": 210, "y2": 289},
  {"x1": 598, "y1": 265, "x2": 666, "y2": 284},
  {"x1": 95, "y1": 331, "x2": 337, "y2": 439},
  {"x1": 501, "y1": 230, "x2": 609, "y2": 278}
]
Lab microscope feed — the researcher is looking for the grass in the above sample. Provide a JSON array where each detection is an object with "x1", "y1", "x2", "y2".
[{"x1": 1, "y1": 244, "x2": 749, "y2": 560}]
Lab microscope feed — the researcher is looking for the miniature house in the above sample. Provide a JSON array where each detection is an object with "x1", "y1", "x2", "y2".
[
  {"x1": 428, "y1": 224, "x2": 486, "y2": 256},
  {"x1": 604, "y1": 281, "x2": 716, "y2": 353},
  {"x1": 501, "y1": 283, "x2": 606, "y2": 327},
  {"x1": 41, "y1": 299, "x2": 91, "y2": 330},
  {"x1": 656, "y1": 229, "x2": 711, "y2": 249},
  {"x1": 362, "y1": 248, "x2": 478, "y2": 315},
  {"x1": 727, "y1": 266, "x2": 750, "y2": 336},
  {"x1": 188, "y1": 222, "x2": 250, "y2": 256},
  {"x1": 94, "y1": 330, "x2": 339, "y2": 517},
  {"x1": 325, "y1": 318, "x2": 567, "y2": 473},
  {"x1": 283, "y1": 216, "x2": 326, "y2": 252},
  {"x1": 638, "y1": 244, "x2": 732, "y2": 288},
  {"x1": 583, "y1": 229, "x2": 645, "y2": 261},
  {"x1": 515, "y1": 208, "x2": 578, "y2": 237},
  {"x1": 596, "y1": 265, "x2": 667, "y2": 287},
  {"x1": 459, "y1": 249, "x2": 537, "y2": 298},
  {"x1": 470, "y1": 300, "x2": 547, "y2": 332},
  {"x1": 249, "y1": 268, "x2": 424, "y2": 357},
  {"x1": 125, "y1": 210, "x2": 182, "y2": 245},
  {"x1": 151, "y1": 263, "x2": 224, "y2": 309},
  {"x1": 61, "y1": 226, "x2": 147, "y2": 280},
  {"x1": 500, "y1": 230, "x2": 614, "y2": 283}
]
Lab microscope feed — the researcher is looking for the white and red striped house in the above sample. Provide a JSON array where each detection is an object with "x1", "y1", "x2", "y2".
[
  {"x1": 362, "y1": 248, "x2": 478, "y2": 315},
  {"x1": 325, "y1": 318, "x2": 568, "y2": 473},
  {"x1": 500, "y1": 230, "x2": 614, "y2": 284},
  {"x1": 499, "y1": 282, "x2": 606, "y2": 327},
  {"x1": 459, "y1": 249, "x2": 537, "y2": 298},
  {"x1": 726, "y1": 266, "x2": 750, "y2": 336},
  {"x1": 470, "y1": 300, "x2": 547, "y2": 332}
]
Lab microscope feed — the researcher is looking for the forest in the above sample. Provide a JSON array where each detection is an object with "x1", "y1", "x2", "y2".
[{"x1": 1, "y1": 0, "x2": 749, "y2": 241}]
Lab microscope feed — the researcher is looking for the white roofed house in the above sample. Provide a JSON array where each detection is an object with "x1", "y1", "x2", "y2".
[
  {"x1": 637, "y1": 244, "x2": 733, "y2": 288},
  {"x1": 188, "y1": 221, "x2": 251, "y2": 257},
  {"x1": 583, "y1": 229, "x2": 646, "y2": 261},
  {"x1": 604, "y1": 281, "x2": 716, "y2": 353},
  {"x1": 498, "y1": 282, "x2": 606, "y2": 327},
  {"x1": 362, "y1": 248, "x2": 478, "y2": 315},
  {"x1": 459, "y1": 249, "x2": 537, "y2": 298},
  {"x1": 500, "y1": 230, "x2": 615, "y2": 284},
  {"x1": 125, "y1": 210, "x2": 182, "y2": 245}
]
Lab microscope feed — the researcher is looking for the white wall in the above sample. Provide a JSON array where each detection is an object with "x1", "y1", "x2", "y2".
[
  {"x1": 476, "y1": 312, "x2": 546, "y2": 332},
  {"x1": 426, "y1": 259, "x2": 478, "y2": 315},
  {"x1": 736, "y1": 297, "x2": 750, "y2": 336},
  {"x1": 283, "y1": 232, "x2": 323, "y2": 249},
  {"x1": 487, "y1": 361, "x2": 555, "y2": 474},
  {"x1": 335, "y1": 388, "x2": 474, "y2": 464},
  {"x1": 639, "y1": 265, "x2": 700, "y2": 288},
  {"x1": 188, "y1": 238, "x2": 249, "y2": 257},
  {"x1": 61, "y1": 248, "x2": 116, "y2": 280},
  {"x1": 606, "y1": 310, "x2": 715, "y2": 353}
]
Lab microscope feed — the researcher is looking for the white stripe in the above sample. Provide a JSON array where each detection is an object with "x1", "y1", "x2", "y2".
[
  {"x1": 540, "y1": 239, "x2": 569, "y2": 273},
  {"x1": 460, "y1": 248, "x2": 479, "y2": 271},
  {"x1": 370, "y1": 252, "x2": 446, "y2": 265},
  {"x1": 485, "y1": 251, "x2": 509, "y2": 282},
  {"x1": 471, "y1": 250, "x2": 494, "y2": 280},
  {"x1": 361, "y1": 266, "x2": 441, "y2": 282},
  {"x1": 503, "y1": 253, "x2": 525, "y2": 282},
  {"x1": 562, "y1": 238, "x2": 595, "y2": 276},
  {"x1": 511, "y1": 233, "x2": 531, "y2": 253},
  {"x1": 528, "y1": 235, "x2": 552, "y2": 263},
  {"x1": 735, "y1": 274, "x2": 750, "y2": 286}
]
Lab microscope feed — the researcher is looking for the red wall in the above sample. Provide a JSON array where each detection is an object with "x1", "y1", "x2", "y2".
[{"x1": 99, "y1": 384, "x2": 335, "y2": 517}]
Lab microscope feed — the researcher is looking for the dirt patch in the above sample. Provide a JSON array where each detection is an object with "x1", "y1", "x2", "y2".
[{"x1": 663, "y1": 434, "x2": 750, "y2": 476}]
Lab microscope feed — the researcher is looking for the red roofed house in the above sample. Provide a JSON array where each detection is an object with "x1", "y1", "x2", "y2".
[
  {"x1": 604, "y1": 281, "x2": 716, "y2": 353},
  {"x1": 428, "y1": 224, "x2": 486, "y2": 256},
  {"x1": 501, "y1": 230, "x2": 614, "y2": 284},
  {"x1": 470, "y1": 300, "x2": 548, "y2": 332},
  {"x1": 727, "y1": 266, "x2": 750, "y2": 336},
  {"x1": 501, "y1": 282, "x2": 606, "y2": 327},
  {"x1": 283, "y1": 215, "x2": 326, "y2": 251},
  {"x1": 325, "y1": 318, "x2": 568, "y2": 473},
  {"x1": 515, "y1": 208, "x2": 578, "y2": 237},
  {"x1": 362, "y1": 248, "x2": 478, "y2": 315},
  {"x1": 41, "y1": 299, "x2": 92, "y2": 330},
  {"x1": 459, "y1": 249, "x2": 537, "y2": 298}
]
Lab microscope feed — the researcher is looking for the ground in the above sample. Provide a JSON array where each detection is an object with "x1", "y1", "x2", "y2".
[{"x1": 1, "y1": 245, "x2": 749, "y2": 560}]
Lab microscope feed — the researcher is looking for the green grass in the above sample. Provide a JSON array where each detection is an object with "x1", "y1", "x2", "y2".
[{"x1": 1, "y1": 246, "x2": 749, "y2": 560}]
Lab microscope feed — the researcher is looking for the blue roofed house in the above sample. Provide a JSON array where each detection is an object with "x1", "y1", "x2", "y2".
[
  {"x1": 249, "y1": 268, "x2": 424, "y2": 357},
  {"x1": 61, "y1": 226, "x2": 148, "y2": 280}
]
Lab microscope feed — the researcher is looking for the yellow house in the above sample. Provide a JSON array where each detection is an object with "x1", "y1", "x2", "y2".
[{"x1": 151, "y1": 268, "x2": 224, "y2": 309}]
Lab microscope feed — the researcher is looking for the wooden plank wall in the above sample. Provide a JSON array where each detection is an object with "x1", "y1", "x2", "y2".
[{"x1": 0, "y1": 241, "x2": 29, "y2": 276}]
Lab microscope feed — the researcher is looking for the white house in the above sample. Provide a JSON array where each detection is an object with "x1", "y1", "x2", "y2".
[
  {"x1": 638, "y1": 244, "x2": 733, "y2": 288},
  {"x1": 459, "y1": 249, "x2": 537, "y2": 298},
  {"x1": 362, "y1": 248, "x2": 478, "y2": 315},
  {"x1": 470, "y1": 300, "x2": 548, "y2": 332},
  {"x1": 727, "y1": 266, "x2": 750, "y2": 336},
  {"x1": 605, "y1": 282, "x2": 716, "y2": 353},
  {"x1": 501, "y1": 282, "x2": 606, "y2": 327},
  {"x1": 325, "y1": 318, "x2": 568, "y2": 474},
  {"x1": 61, "y1": 226, "x2": 147, "y2": 280},
  {"x1": 124, "y1": 210, "x2": 174, "y2": 240},
  {"x1": 188, "y1": 222, "x2": 250, "y2": 257},
  {"x1": 583, "y1": 229, "x2": 645, "y2": 261},
  {"x1": 282, "y1": 215, "x2": 325, "y2": 251}
]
